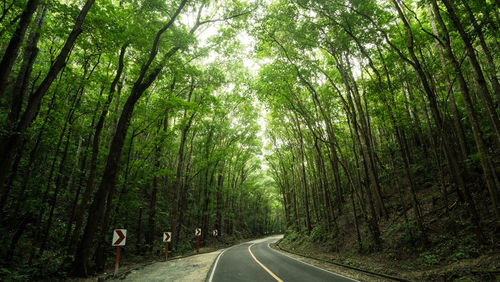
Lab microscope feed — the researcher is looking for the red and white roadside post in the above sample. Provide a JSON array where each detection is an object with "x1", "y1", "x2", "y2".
[
  {"x1": 163, "y1": 232, "x2": 171, "y2": 261},
  {"x1": 195, "y1": 228, "x2": 201, "y2": 253},
  {"x1": 212, "y1": 229, "x2": 218, "y2": 248},
  {"x1": 112, "y1": 229, "x2": 127, "y2": 277}
]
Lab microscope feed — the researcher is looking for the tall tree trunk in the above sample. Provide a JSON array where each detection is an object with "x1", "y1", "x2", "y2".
[
  {"x1": 392, "y1": 0, "x2": 485, "y2": 240},
  {"x1": 426, "y1": 3, "x2": 469, "y2": 161},
  {"x1": 67, "y1": 43, "x2": 128, "y2": 253},
  {"x1": 0, "y1": 0, "x2": 40, "y2": 98},
  {"x1": 68, "y1": 42, "x2": 127, "y2": 250},
  {"x1": 293, "y1": 112, "x2": 312, "y2": 234},
  {"x1": 72, "y1": 1, "x2": 187, "y2": 275},
  {"x1": 171, "y1": 103, "x2": 196, "y2": 246},
  {"x1": 347, "y1": 88, "x2": 382, "y2": 247},
  {"x1": 341, "y1": 60, "x2": 386, "y2": 220},
  {"x1": 441, "y1": 0, "x2": 500, "y2": 146},
  {"x1": 7, "y1": 5, "x2": 47, "y2": 126},
  {"x1": 431, "y1": 0, "x2": 500, "y2": 223},
  {"x1": 38, "y1": 122, "x2": 75, "y2": 258},
  {"x1": 146, "y1": 144, "x2": 160, "y2": 253},
  {"x1": 462, "y1": 0, "x2": 500, "y2": 105},
  {"x1": 216, "y1": 171, "x2": 224, "y2": 235}
]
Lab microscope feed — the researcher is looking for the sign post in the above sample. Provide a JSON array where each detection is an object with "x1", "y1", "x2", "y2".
[
  {"x1": 212, "y1": 229, "x2": 218, "y2": 248},
  {"x1": 195, "y1": 228, "x2": 201, "y2": 253},
  {"x1": 112, "y1": 229, "x2": 127, "y2": 276},
  {"x1": 163, "y1": 232, "x2": 171, "y2": 261}
]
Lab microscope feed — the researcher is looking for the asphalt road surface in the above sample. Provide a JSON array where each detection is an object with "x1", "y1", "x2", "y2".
[{"x1": 207, "y1": 235, "x2": 357, "y2": 282}]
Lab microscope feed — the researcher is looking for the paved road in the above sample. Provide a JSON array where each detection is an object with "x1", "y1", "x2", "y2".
[{"x1": 207, "y1": 235, "x2": 357, "y2": 282}]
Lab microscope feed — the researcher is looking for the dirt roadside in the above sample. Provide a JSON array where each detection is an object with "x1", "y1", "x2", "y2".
[{"x1": 107, "y1": 250, "x2": 223, "y2": 282}]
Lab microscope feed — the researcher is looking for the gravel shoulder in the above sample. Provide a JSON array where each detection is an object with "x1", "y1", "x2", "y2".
[{"x1": 108, "y1": 250, "x2": 224, "y2": 282}]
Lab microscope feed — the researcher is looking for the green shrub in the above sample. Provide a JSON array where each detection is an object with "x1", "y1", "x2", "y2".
[
  {"x1": 419, "y1": 251, "x2": 440, "y2": 265},
  {"x1": 0, "y1": 267, "x2": 30, "y2": 282},
  {"x1": 281, "y1": 229, "x2": 299, "y2": 245},
  {"x1": 309, "y1": 225, "x2": 325, "y2": 242},
  {"x1": 452, "y1": 251, "x2": 469, "y2": 261}
]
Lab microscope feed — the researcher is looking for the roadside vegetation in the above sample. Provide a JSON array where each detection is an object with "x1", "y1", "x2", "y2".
[{"x1": 259, "y1": 0, "x2": 500, "y2": 280}]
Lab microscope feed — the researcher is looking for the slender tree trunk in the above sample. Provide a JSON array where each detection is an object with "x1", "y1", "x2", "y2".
[
  {"x1": 5, "y1": 213, "x2": 33, "y2": 265},
  {"x1": 63, "y1": 135, "x2": 90, "y2": 246},
  {"x1": 441, "y1": 0, "x2": 500, "y2": 146},
  {"x1": 346, "y1": 88, "x2": 382, "y2": 247},
  {"x1": 146, "y1": 146, "x2": 159, "y2": 253},
  {"x1": 392, "y1": 0, "x2": 485, "y2": 240},
  {"x1": 7, "y1": 5, "x2": 47, "y2": 126},
  {"x1": 216, "y1": 171, "x2": 224, "y2": 235},
  {"x1": 342, "y1": 62, "x2": 386, "y2": 219},
  {"x1": 29, "y1": 84, "x2": 80, "y2": 263},
  {"x1": 38, "y1": 122, "x2": 74, "y2": 258},
  {"x1": 462, "y1": 0, "x2": 500, "y2": 105},
  {"x1": 72, "y1": 2, "x2": 187, "y2": 274},
  {"x1": 0, "y1": 0, "x2": 40, "y2": 98},
  {"x1": 431, "y1": 0, "x2": 500, "y2": 223},
  {"x1": 171, "y1": 85, "x2": 195, "y2": 247},
  {"x1": 136, "y1": 207, "x2": 143, "y2": 251},
  {"x1": 4, "y1": 86, "x2": 58, "y2": 219},
  {"x1": 292, "y1": 112, "x2": 312, "y2": 234}
]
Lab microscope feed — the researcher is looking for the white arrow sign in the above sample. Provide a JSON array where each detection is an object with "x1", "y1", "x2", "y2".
[
  {"x1": 112, "y1": 229, "x2": 127, "y2": 246},
  {"x1": 195, "y1": 228, "x2": 201, "y2": 236},
  {"x1": 213, "y1": 229, "x2": 218, "y2": 236},
  {"x1": 163, "y1": 232, "x2": 171, "y2": 242}
]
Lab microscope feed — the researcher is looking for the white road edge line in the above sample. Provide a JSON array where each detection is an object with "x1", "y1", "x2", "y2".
[
  {"x1": 207, "y1": 241, "x2": 252, "y2": 282},
  {"x1": 207, "y1": 248, "x2": 229, "y2": 282},
  {"x1": 266, "y1": 242, "x2": 360, "y2": 282}
]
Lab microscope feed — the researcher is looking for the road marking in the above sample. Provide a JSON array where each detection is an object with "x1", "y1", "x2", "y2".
[
  {"x1": 248, "y1": 243, "x2": 284, "y2": 282},
  {"x1": 266, "y1": 242, "x2": 359, "y2": 282},
  {"x1": 207, "y1": 248, "x2": 228, "y2": 282},
  {"x1": 207, "y1": 241, "x2": 257, "y2": 282}
]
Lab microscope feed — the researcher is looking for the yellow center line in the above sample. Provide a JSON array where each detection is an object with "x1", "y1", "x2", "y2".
[{"x1": 248, "y1": 243, "x2": 284, "y2": 282}]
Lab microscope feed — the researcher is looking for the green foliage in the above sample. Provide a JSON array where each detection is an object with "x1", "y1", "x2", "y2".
[
  {"x1": 309, "y1": 224, "x2": 325, "y2": 242},
  {"x1": 282, "y1": 229, "x2": 299, "y2": 244},
  {"x1": 0, "y1": 267, "x2": 30, "y2": 282},
  {"x1": 419, "y1": 252, "x2": 440, "y2": 266}
]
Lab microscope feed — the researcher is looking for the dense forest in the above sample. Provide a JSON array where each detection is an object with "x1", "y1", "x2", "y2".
[
  {"x1": 0, "y1": 0, "x2": 282, "y2": 279},
  {"x1": 0, "y1": 0, "x2": 499, "y2": 280},
  {"x1": 258, "y1": 0, "x2": 500, "y2": 279}
]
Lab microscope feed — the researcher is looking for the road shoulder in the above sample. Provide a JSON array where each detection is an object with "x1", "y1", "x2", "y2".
[
  {"x1": 270, "y1": 242, "x2": 396, "y2": 282},
  {"x1": 114, "y1": 249, "x2": 224, "y2": 282}
]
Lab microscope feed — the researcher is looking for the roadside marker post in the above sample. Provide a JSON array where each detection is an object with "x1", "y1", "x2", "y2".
[
  {"x1": 111, "y1": 229, "x2": 127, "y2": 276},
  {"x1": 163, "y1": 232, "x2": 171, "y2": 260},
  {"x1": 114, "y1": 246, "x2": 121, "y2": 277},
  {"x1": 212, "y1": 229, "x2": 218, "y2": 248},
  {"x1": 195, "y1": 228, "x2": 201, "y2": 253}
]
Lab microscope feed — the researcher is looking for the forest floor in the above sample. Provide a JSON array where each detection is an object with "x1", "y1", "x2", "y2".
[
  {"x1": 272, "y1": 178, "x2": 500, "y2": 281},
  {"x1": 276, "y1": 240, "x2": 500, "y2": 281}
]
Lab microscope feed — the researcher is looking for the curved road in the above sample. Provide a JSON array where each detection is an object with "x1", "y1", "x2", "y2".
[{"x1": 207, "y1": 235, "x2": 357, "y2": 282}]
